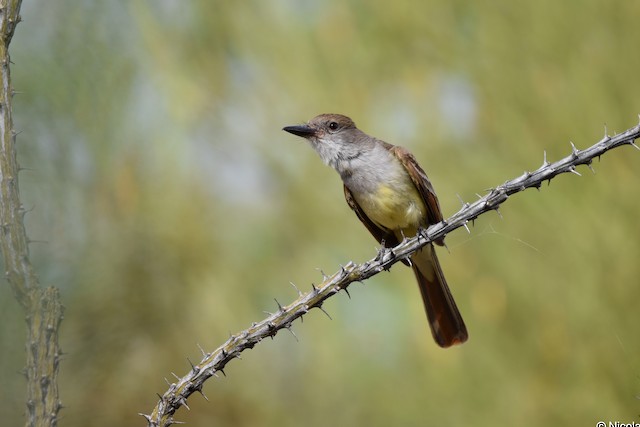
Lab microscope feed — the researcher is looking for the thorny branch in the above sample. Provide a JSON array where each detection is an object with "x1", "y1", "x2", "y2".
[
  {"x1": 0, "y1": 2, "x2": 65, "y2": 427},
  {"x1": 143, "y1": 121, "x2": 640, "y2": 426}
]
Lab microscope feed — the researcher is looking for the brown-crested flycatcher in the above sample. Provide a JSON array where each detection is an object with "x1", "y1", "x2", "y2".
[{"x1": 283, "y1": 114, "x2": 468, "y2": 347}]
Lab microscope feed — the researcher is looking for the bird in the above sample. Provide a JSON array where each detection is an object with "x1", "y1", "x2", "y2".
[{"x1": 283, "y1": 113, "x2": 467, "y2": 347}]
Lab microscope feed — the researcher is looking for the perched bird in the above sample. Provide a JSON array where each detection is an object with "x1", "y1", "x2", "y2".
[{"x1": 283, "y1": 114, "x2": 467, "y2": 347}]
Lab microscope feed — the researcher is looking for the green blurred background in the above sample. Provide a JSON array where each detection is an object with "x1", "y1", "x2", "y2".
[{"x1": 1, "y1": 1, "x2": 639, "y2": 426}]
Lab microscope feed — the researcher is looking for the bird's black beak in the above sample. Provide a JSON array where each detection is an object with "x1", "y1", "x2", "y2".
[{"x1": 283, "y1": 124, "x2": 316, "y2": 138}]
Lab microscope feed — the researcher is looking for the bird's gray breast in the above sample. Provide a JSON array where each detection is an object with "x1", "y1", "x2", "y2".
[{"x1": 338, "y1": 145, "x2": 404, "y2": 195}]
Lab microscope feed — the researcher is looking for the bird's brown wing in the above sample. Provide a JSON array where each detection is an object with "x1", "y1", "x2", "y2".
[
  {"x1": 387, "y1": 144, "x2": 444, "y2": 243},
  {"x1": 344, "y1": 144, "x2": 466, "y2": 346},
  {"x1": 387, "y1": 144, "x2": 467, "y2": 346}
]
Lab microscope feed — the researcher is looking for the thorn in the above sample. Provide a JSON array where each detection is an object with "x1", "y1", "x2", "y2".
[
  {"x1": 267, "y1": 321, "x2": 276, "y2": 334},
  {"x1": 164, "y1": 377, "x2": 171, "y2": 386},
  {"x1": 26, "y1": 238, "x2": 48, "y2": 246},
  {"x1": 311, "y1": 283, "x2": 319, "y2": 294},
  {"x1": 375, "y1": 246, "x2": 389, "y2": 263},
  {"x1": 179, "y1": 398, "x2": 190, "y2": 411},
  {"x1": 196, "y1": 343, "x2": 207, "y2": 357},
  {"x1": 219, "y1": 369, "x2": 226, "y2": 377},
  {"x1": 316, "y1": 304, "x2": 333, "y2": 320},
  {"x1": 463, "y1": 221, "x2": 471, "y2": 234},
  {"x1": 630, "y1": 140, "x2": 640, "y2": 151},
  {"x1": 386, "y1": 249, "x2": 396, "y2": 262},
  {"x1": 285, "y1": 325, "x2": 299, "y2": 342},
  {"x1": 139, "y1": 413, "x2": 153, "y2": 423},
  {"x1": 475, "y1": 193, "x2": 483, "y2": 199},
  {"x1": 171, "y1": 372, "x2": 180, "y2": 380},
  {"x1": 274, "y1": 298, "x2": 284, "y2": 313},
  {"x1": 343, "y1": 287, "x2": 351, "y2": 299},
  {"x1": 456, "y1": 193, "x2": 469, "y2": 208},
  {"x1": 373, "y1": 245, "x2": 382, "y2": 256},
  {"x1": 441, "y1": 240, "x2": 450, "y2": 254},
  {"x1": 569, "y1": 167, "x2": 582, "y2": 176},
  {"x1": 494, "y1": 207, "x2": 503, "y2": 219},
  {"x1": 209, "y1": 368, "x2": 219, "y2": 378},
  {"x1": 604, "y1": 123, "x2": 609, "y2": 138},
  {"x1": 570, "y1": 141, "x2": 579, "y2": 156},
  {"x1": 542, "y1": 150, "x2": 549, "y2": 167},
  {"x1": 316, "y1": 268, "x2": 329, "y2": 280},
  {"x1": 290, "y1": 282, "x2": 303, "y2": 296},
  {"x1": 187, "y1": 358, "x2": 197, "y2": 373},
  {"x1": 198, "y1": 388, "x2": 209, "y2": 401}
]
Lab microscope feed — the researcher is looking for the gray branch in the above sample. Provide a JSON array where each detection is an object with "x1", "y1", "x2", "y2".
[
  {"x1": 0, "y1": 2, "x2": 65, "y2": 427},
  {"x1": 143, "y1": 121, "x2": 640, "y2": 426}
]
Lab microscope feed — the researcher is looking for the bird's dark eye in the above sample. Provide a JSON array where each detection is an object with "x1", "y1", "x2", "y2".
[{"x1": 328, "y1": 121, "x2": 339, "y2": 131}]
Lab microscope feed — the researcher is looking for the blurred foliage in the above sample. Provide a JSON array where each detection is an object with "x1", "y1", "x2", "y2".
[{"x1": 1, "y1": 0, "x2": 639, "y2": 426}]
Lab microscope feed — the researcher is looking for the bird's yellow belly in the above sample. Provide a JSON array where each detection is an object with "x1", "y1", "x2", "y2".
[{"x1": 356, "y1": 183, "x2": 426, "y2": 235}]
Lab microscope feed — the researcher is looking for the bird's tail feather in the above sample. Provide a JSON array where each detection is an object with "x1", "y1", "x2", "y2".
[{"x1": 411, "y1": 244, "x2": 468, "y2": 347}]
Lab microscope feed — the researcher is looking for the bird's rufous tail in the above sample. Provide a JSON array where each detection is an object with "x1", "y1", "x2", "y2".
[{"x1": 411, "y1": 244, "x2": 468, "y2": 347}]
